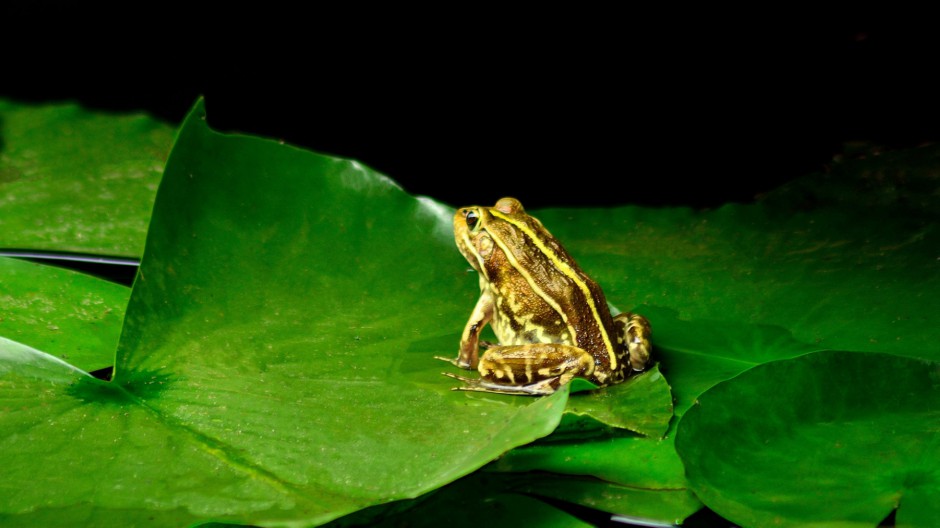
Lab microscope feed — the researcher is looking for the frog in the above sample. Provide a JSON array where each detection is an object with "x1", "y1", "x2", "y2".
[{"x1": 437, "y1": 197, "x2": 652, "y2": 395}]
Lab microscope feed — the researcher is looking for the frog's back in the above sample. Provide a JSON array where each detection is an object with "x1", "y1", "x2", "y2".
[{"x1": 491, "y1": 217, "x2": 617, "y2": 360}]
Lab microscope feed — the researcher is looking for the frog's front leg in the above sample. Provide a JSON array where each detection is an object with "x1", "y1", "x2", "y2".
[
  {"x1": 445, "y1": 343, "x2": 595, "y2": 395},
  {"x1": 436, "y1": 292, "x2": 494, "y2": 370},
  {"x1": 614, "y1": 312, "x2": 652, "y2": 371}
]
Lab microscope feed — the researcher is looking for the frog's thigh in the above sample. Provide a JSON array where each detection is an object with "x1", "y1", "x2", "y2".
[
  {"x1": 479, "y1": 343, "x2": 595, "y2": 390},
  {"x1": 613, "y1": 312, "x2": 652, "y2": 371}
]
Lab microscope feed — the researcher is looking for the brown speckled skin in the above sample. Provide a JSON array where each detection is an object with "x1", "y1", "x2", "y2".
[{"x1": 445, "y1": 197, "x2": 651, "y2": 395}]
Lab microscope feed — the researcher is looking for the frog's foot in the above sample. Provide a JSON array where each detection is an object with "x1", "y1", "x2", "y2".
[
  {"x1": 442, "y1": 371, "x2": 559, "y2": 396},
  {"x1": 434, "y1": 355, "x2": 472, "y2": 369},
  {"x1": 614, "y1": 312, "x2": 652, "y2": 371}
]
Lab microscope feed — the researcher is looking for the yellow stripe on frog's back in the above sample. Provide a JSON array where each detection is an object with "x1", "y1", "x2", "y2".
[{"x1": 488, "y1": 209, "x2": 618, "y2": 371}]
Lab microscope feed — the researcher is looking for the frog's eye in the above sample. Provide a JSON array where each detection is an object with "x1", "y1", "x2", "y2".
[{"x1": 465, "y1": 211, "x2": 479, "y2": 231}]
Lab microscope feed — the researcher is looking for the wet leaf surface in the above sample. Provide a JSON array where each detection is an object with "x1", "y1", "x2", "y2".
[{"x1": 0, "y1": 99, "x2": 173, "y2": 257}]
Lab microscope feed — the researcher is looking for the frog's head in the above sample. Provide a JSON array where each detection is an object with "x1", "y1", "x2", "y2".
[{"x1": 453, "y1": 197, "x2": 526, "y2": 272}]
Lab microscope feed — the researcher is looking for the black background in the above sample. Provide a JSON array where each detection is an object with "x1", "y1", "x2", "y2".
[
  {"x1": 0, "y1": 9, "x2": 933, "y2": 526},
  {"x1": 3, "y1": 8, "x2": 939, "y2": 210}
]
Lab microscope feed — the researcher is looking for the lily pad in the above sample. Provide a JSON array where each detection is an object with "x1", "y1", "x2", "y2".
[
  {"x1": 508, "y1": 472, "x2": 701, "y2": 525},
  {"x1": 644, "y1": 308, "x2": 820, "y2": 415},
  {"x1": 0, "y1": 256, "x2": 128, "y2": 372},
  {"x1": 0, "y1": 100, "x2": 571, "y2": 526},
  {"x1": 324, "y1": 469, "x2": 699, "y2": 527},
  {"x1": 490, "y1": 421, "x2": 700, "y2": 523},
  {"x1": 676, "y1": 350, "x2": 940, "y2": 528},
  {"x1": 324, "y1": 472, "x2": 596, "y2": 528},
  {"x1": 0, "y1": 99, "x2": 173, "y2": 257},
  {"x1": 557, "y1": 364, "x2": 673, "y2": 437},
  {"x1": 493, "y1": 430, "x2": 688, "y2": 491},
  {"x1": 535, "y1": 181, "x2": 939, "y2": 360}
]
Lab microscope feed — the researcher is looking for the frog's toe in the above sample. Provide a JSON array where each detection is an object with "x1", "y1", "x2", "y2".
[
  {"x1": 447, "y1": 377, "x2": 493, "y2": 393},
  {"x1": 434, "y1": 355, "x2": 470, "y2": 369},
  {"x1": 443, "y1": 372, "x2": 559, "y2": 395},
  {"x1": 441, "y1": 371, "x2": 474, "y2": 382},
  {"x1": 442, "y1": 372, "x2": 488, "y2": 391}
]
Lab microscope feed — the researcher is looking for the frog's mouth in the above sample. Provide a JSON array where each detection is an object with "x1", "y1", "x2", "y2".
[
  {"x1": 453, "y1": 207, "x2": 489, "y2": 274},
  {"x1": 454, "y1": 232, "x2": 486, "y2": 274}
]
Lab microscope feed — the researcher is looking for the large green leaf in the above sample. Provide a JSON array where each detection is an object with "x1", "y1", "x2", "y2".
[
  {"x1": 676, "y1": 350, "x2": 940, "y2": 528},
  {"x1": 0, "y1": 256, "x2": 128, "y2": 372},
  {"x1": 0, "y1": 100, "x2": 570, "y2": 526},
  {"x1": 0, "y1": 99, "x2": 173, "y2": 257},
  {"x1": 2, "y1": 98, "x2": 938, "y2": 527}
]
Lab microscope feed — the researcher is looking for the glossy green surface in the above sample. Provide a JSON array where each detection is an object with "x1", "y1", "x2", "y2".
[
  {"x1": 0, "y1": 99, "x2": 173, "y2": 257},
  {"x1": 676, "y1": 351, "x2": 939, "y2": 528},
  {"x1": 561, "y1": 363, "x2": 673, "y2": 437},
  {"x1": 0, "y1": 257, "x2": 128, "y2": 372}
]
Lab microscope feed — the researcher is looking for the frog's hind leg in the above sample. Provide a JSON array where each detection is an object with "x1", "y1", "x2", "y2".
[
  {"x1": 443, "y1": 372, "x2": 562, "y2": 395},
  {"x1": 443, "y1": 343, "x2": 595, "y2": 396},
  {"x1": 613, "y1": 312, "x2": 652, "y2": 371}
]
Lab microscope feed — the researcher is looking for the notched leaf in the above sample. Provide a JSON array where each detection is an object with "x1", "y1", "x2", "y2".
[
  {"x1": 1, "y1": 99, "x2": 573, "y2": 526},
  {"x1": 65, "y1": 375, "x2": 134, "y2": 406}
]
